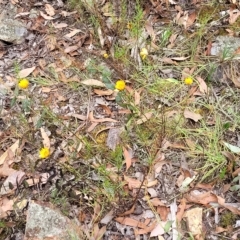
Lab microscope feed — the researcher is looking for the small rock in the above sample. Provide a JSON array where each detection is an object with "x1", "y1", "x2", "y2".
[
  {"x1": 211, "y1": 36, "x2": 240, "y2": 57},
  {"x1": 24, "y1": 200, "x2": 84, "y2": 240},
  {"x1": 0, "y1": 10, "x2": 28, "y2": 43}
]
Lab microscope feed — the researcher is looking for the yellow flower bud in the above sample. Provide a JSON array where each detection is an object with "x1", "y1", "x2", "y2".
[
  {"x1": 140, "y1": 48, "x2": 148, "y2": 60},
  {"x1": 39, "y1": 147, "x2": 50, "y2": 159},
  {"x1": 115, "y1": 80, "x2": 126, "y2": 91},
  {"x1": 18, "y1": 79, "x2": 29, "y2": 89},
  {"x1": 184, "y1": 77, "x2": 194, "y2": 85},
  {"x1": 127, "y1": 22, "x2": 132, "y2": 29},
  {"x1": 103, "y1": 53, "x2": 109, "y2": 59}
]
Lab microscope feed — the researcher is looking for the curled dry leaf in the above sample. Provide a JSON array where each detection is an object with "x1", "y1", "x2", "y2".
[
  {"x1": 81, "y1": 79, "x2": 105, "y2": 87},
  {"x1": 64, "y1": 29, "x2": 81, "y2": 38},
  {"x1": 176, "y1": 198, "x2": 186, "y2": 222},
  {"x1": 45, "y1": 4, "x2": 55, "y2": 16},
  {"x1": 40, "y1": 127, "x2": 51, "y2": 149},
  {"x1": 134, "y1": 89, "x2": 142, "y2": 105},
  {"x1": 89, "y1": 111, "x2": 117, "y2": 123},
  {"x1": 0, "y1": 140, "x2": 19, "y2": 165},
  {"x1": 18, "y1": 66, "x2": 36, "y2": 78},
  {"x1": 123, "y1": 147, "x2": 133, "y2": 171},
  {"x1": 115, "y1": 217, "x2": 147, "y2": 229},
  {"x1": 94, "y1": 89, "x2": 113, "y2": 96},
  {"x1": 184, "y1": 109, "x2": 202, "y2": 122},
  {"x1": 196, "y1": 76, "x2": 208, "y2": 94},
  {"x1": 64, "y1": 45, "x2": 78, "y2": 53}
]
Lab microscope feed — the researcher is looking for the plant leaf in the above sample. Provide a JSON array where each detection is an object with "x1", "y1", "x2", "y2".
[{"x1": 223, "y1": 141, "x2": 240, "y2": 153}]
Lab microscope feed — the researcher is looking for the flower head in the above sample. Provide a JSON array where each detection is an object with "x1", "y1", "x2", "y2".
[
  {"x1": 184, "y1": 77, "x2": 194, "y2": 85},
  {"x1": 39, "y1": 147, "x2": 50, "y2": 159},
  {"x1": 18, "y1": 79, "x2": 29, "y2": 89},
  {"x1": 103, "y1": 53, "x2": 109, "y2": 59},
  {"x1": 115, "y1": 80, "x2": 126, "y2": 91},
  {"x1": 140, "y1": 48, "x2": 148, "y2": 60},
  {"x1": 127, "y1": 22, "x2": 132, "y2": 30}
]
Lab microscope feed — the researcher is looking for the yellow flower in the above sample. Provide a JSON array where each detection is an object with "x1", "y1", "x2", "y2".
[
  {"x1": 115, "y1": 80, "x2": 126, "y2": 91},
  {"x1": 127, "y1": 22, "x2": 132, "y2": 29},
  {"x1": 18, "y1": 79, "x2": 29, "y2": 89},
  {"x1": 39, "y1": 147, "x2": 50, "y2": 159},
  {"x1": 103, "y1": 53, "x2": 109, "y2": 59},
  {"x1": 140, "y1": 48, "x2": 148, "y2": 60},
  {"x1": 184, "y1": 77, "x2": 194, "y2": 85}
]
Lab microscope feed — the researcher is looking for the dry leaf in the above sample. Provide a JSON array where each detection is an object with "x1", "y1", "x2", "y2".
[
  {"x1": 89, "y1": 112, "x2": 117, "y2": 123},
  {"x1": 53, "y1": 22, "x2": 68, "y2": 29},
  {"x1": 176, "y1": 198, "x2": 186, "y2": 222},
  {"x1": 134, "y1": 222, "x2": 157, "y2": 235},
  {"x1": 0, "y1": 140, "x2": 19, "y2": 165},
  {"x1": 115, "y1": 217, "x2": 147, "y2": 229},
  {"x1": 123, "y1": 147, "x2": 133, "y2": 171},
  {"x1": 100, "y1": 210, "x2": 114, "y2": 224},
  {"x1": 185, "y1": 191, "x2": 217, "y2": 205},
  {"x1": 97, "y1": 27, "x2": 105, "y2": 47},
  {"x1": 196, "y1": 76, "x2": 208, "y2": 94},
  {"x1": 46, "y1": 35, "x2": 56, "y2": 51},
  {"x1": 157, "y1": 206, "x2": 169, "y2": 222},
  {"x1": 18, "y1": 67, "x2": 36, "y2": 78},
  {"x1": 0, "y1": 171, "x2": 25, "y2": 196},
  {"x1": 64, "y1": 29, "x2": 81, "y2": 38},
  {"x1": 134, "y1": 90, "x2": 141, "y2": 105},
  {"x1": 81, "y1": 79, "x2": 105, "y2": 87},
  {"x1": 94, "y1": 89, "x2": 113, "y2": 96},
  {"x1": 186, "y1": 11, "x2": 196, "y2": 28},
  {"x1": 184, "y1": 109, "x2": 202, "y2": 122},
  {"x1": 45, "y1": 4, "x2": 55, "y2": 16},
  {"x1": 40, "y1": 11, "x2": 54, "y2": 20},
  {"x1": 154, "y1": 160, "x2": 168, "y2": 174},
  {"x1": 98, "y1": 105, "x2": 112, "y2": 115},
  {"x1": 171, "y1": 56, "x2": 190, "y2": 61},
  {"x1": 150, "y1": 198, "x2": 166, "y2": 207},
  {"x1": 229, "y1": 8, "x2": 240, "y2": 24},
  {"x1": 64, "y1": 45, "x2": 79, "y2": 53},
  {"x1": 94, "y1": 225, "x2": 106, "y2": 239},
  {"x1": 0, "y1": 198, "x2": 14, "y2": 219},
  {"x1": 40, "y1": 127, "x2": 50, "y2": 149},
  {"x1": 124, "y1": 175, "x2": 142, "y2": 189},
  {"x1": 145, "y1": 20, "x2": 156, "y2": 42},
  {"x1": 70, "y1": 113, "x2": 87, "y2": 121},
  {"x1": 136, "y1": 112, "x2": 153, "y2": 124},
  {"x1": 217, "y1": 196, "x2": 240, "y2": 215},
  {"x1": 160, "y1": 57, "x2": 178, "y2": 65},
  {"x1": 118, "y1": 204, "x2": 135, "y2": 217},
  {"x1": 150, "y1": 222, "x2": 166, "y2": 237}
]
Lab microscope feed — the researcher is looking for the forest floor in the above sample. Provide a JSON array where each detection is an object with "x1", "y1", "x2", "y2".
[{"x1": 1, "y1": 0, "x2": 240, "y2": 239}]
